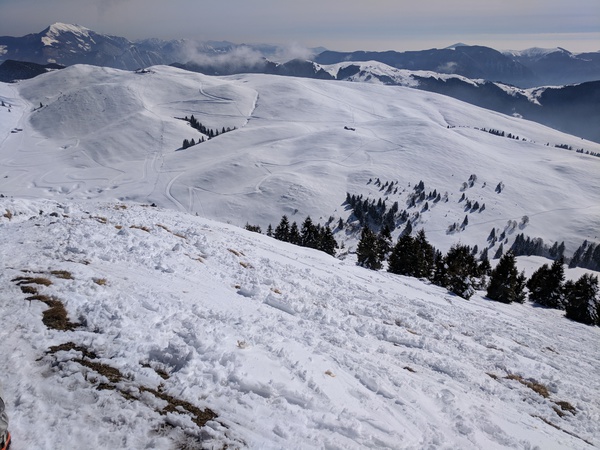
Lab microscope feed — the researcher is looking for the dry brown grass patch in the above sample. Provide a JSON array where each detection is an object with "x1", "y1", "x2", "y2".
[
  {"x1": 553, "y1": 400, "x2": 576, "y2": 416},
  {"x1": 404, "y1": 366, "x2": 416, "y2": 373},
  {"x1": 505, "y1": 374, "x2": 550, "y2": 398},
  {"x1": 4, "y1": 209, "x2": 13, "y2": 220},
  {"x1": 227, "y1": 248, "x2": 244, "y2": 257},
  {"x1": 130, "y1": 225, "x2": 151, "y2": 232},
  {"x1": 93, "y1": 216, "x2": 108, "y2": 224},
  {"x1": 78, "y1": 359, "x2": 125, "y2": 383},
  {"x1": 25, "y1": 295, "x2": 79, "y2": 331},
  {"x1": 140, "y1": 386, "x2": 217, "y2": 428},
  {"x1": 51, "y1": 270, "x2": 73, "y2": 280},
  {"x1": 93, "y1": 278, "x2": 108, "y2": 286},
  {"x1": 13, "y1": 276, "x2": 53, "y2": 286},
  {"x1": 20, "y1": 285, "x2": 38, "y2": 295},
  {"x1": 48, "y1": 342, "x2": 98, "y2": 359},
  {"x1": 239, "y1": 261, "x2": 252, "y2": 269},
  {"x1": 142, "y1": 362, "x2": 170, "y2": 380}
]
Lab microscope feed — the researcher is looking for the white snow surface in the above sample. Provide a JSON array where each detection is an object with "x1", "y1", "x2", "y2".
[
  {"x1": 1, "y1": 63, "x2": 600, "y2": 449},
  {"x1": 41, "y1": 23, "x2": 92, "y2": 47},
  {"x1": 0, "y1": 197, "x2": 599, "y2": 449},
  {"x1": 1, "y1": 64, "x2": 599, "y2": 258}
]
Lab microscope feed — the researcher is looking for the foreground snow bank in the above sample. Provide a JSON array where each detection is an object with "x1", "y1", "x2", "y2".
[{"x1": 0, "y1": 198, "x2": 598, "y2": 449}]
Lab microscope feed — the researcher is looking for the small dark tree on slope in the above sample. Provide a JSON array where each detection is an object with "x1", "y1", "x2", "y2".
[
  {"x1": 388, "y1": 234, "x2": 415, "y2": 276},
  {"x1": 289, "y1": 221, "x2": 301, "y2": 245},
  {"x1": 486, "y1": 251, "x2": 526, "y2": 304},
  {"x1": 300, "y1": 216, "x2": 319, "y2": 249},
  {"x1": 444, "y1": 244, "x2": 479, "y2": 299},
  {"x1": 413, "y1": 229, "x2": 435, "y2": 279},
  {"x1": 356, "y1": 227, "x2": 382, "y2": 270},
  {"x1": 377, "y1": 225, "x2": 393, "y2": 261},
  {"x1": 564, "y1": 274, "x2": 599, "y2": 325},
  {"x1": 527, "y1": 258, "x2": 565, "y2": 309},
  {"x1": 319, "y1": 226, "x2": 338, "y2": 256},
  {"x1": 274, "y1": 215, "x2": 290, "y2": 242}
]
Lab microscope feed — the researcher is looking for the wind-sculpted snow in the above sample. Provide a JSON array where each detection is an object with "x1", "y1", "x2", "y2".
[{"x1": 0, "y1": 198, "x2": 598, "y2": 448}]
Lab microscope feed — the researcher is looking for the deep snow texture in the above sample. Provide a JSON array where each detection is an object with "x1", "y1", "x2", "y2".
[{"x1": 0, "y1": 199, "x2": 599, "y2": 449}]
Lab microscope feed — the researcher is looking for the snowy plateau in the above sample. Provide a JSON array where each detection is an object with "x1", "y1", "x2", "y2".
[{"x1": 0, "y1": 65, "x2": 600, "y2": 449}]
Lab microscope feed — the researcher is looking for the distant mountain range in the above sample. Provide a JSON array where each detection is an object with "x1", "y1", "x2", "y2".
[
  {"x1": 1, "y1": 24, "x2": 599, "y2": 143},
  {"x1": 316, "y1": 46, "x2": 600, "y2": 88},
  {"x1": 2, "y1": 23, "x2": 599, "y2": 87}
]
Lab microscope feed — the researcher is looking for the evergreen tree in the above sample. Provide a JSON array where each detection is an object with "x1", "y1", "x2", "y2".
[
  {"x1": 444, "y1": 244, "x2": 479, "y2": 299},
  {"x1": 431, "y1": 250, "x2": 447, "y2": 286},
  {"x1": 300, "y1": 216, "x2": 319, "y2": 248},
  {"x1": 319, "y1": 226, "x2": 338, "y2": 256},
  {"x1": 289, "y1": 222, "x2": 301, "y2": 245},
  {"x1": 493, "y1": 243, "x2": 504, "y2": 259},
  {"x1": 388, "y1": 234, "x2": 415, "y2": 276},
  {"x1": 356, "y1": 227, "x2": 382, "y2": 270},
  {"x1": 377, "y1": 225, "x2": 393, "y2": 261},
  {"x1": 564, "y1": 274, "x2": 599, "y2": 325},
  {"x1": 274, "y1": 215, "x2": 290, "y2": 242},
  {"x1": 527, "y1": 258, "x2": 565, "y2": 309},
  {"x1": 486, "y1": 251, "x2": 526, "y2": 304},
  {"x1": 244, "y1": 223, "x2": 262, "y2": 233},
  {"x1": 266, "y1": 224, "x2": 273, "y2": 237},
  {"x1": 413, "y1": 229, "x2": 435, "y2": 279}
]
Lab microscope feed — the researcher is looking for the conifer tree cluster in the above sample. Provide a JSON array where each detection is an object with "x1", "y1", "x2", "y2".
[
  {"x1": 266, "y1": 215, "x2": 338, "y2": 256},
  {"x1": 527, "y1": 258, "x2": 600, "y2": 326},
  {"x1": 510, "y1": 234, "x2": 564, "y2": 259},
  {"x1": 484, "y1": 251, "x2": 526, "y2": 303},
  {"x1": 569, "y1": 240, "x2": 600, "y2": 271},
  {"x1": 179, "y1": 115, "x2": 236, "y2": 149},
  {"x1": 345, "y1": 193, "x2": 399, "y2": 231},
  {"x1": 357, "y1": 227, "x2": 490, "y2": 300}
]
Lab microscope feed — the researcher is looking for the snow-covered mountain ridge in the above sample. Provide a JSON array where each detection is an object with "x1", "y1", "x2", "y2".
[
  {"x1": 1, "y1": 197, "x2": 599, "y2": 449},
  {"x1": 1, "y1": 64, "x2": 599, "y2": 260}
]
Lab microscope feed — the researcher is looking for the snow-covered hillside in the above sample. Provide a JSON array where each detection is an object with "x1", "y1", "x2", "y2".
[
  {"x1": 1, "y1": 65, "x2": 599, "y2": 258},
  {"x1": 1, "y1": 198, "x2": 599, "y2": 449}
]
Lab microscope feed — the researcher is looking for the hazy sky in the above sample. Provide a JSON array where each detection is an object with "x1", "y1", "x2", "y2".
[{"x1": 1, "y1": 0, "x2": 599, "y2": 52}]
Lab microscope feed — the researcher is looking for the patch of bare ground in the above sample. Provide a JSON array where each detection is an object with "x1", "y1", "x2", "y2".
[
  {"x1": 505, "y1": 373, "x2": 550, "y2": 398},
  {"x1": 130, "y1": 225, "x2": 150, "y2": 232},
  {"x1": 12, "y1": 276, "x2": 52, "y2": 286},
  {"x1": 50, "y1": 270, "x2": 73, "y2": 280},
  {"x1": 48, "y1": 343, "x2": 218, "y2": 433},
  {"x1": 25, "y1": 295, "x2": 79, "y2": 331}
]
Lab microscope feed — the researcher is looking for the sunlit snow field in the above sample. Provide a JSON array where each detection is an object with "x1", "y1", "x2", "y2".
[{"x1": 1, "y1": 65, "x2": 599, "y2": 449}]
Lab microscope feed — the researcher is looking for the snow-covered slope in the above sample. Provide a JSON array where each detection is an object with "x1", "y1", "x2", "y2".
[
  {"x1": 1, "y1": 198, "x2": 599, "y2": 449},
  {"x1": 1, "y1": 64, "x2": 599, "y2": 258}
]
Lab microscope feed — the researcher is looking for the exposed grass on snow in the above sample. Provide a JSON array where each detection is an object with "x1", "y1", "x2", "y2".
[
  {"x1": 12, "y1": 275, "x2": 53, "y2": 286},
  {"x1": 505, "y1": 373, "x2": 550, "y2": 398},
  {"x1": 50, "y1": 270, "x2": 73, "y2": 280}
]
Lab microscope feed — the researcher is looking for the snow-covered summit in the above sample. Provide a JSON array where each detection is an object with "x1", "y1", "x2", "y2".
[
  {"x1": 41, "y1": 23, "x2": 92, "y2": 47},
  {"x1": 503, "y1": 47, "x2": 572, "y2": 59}
]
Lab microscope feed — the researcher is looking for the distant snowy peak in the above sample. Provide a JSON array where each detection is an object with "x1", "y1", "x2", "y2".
[
  {"x1": 329, "y1": 60, "x2": 484, "y2": 87},
  {"x1": 42, "y1": 22, "x2": 92, "y2": 46},
  {"x1": 444, "y1": 43, "x2": 470, "y2": 50},
  {"x1": 503, "y1": 47, "x2": 572, "y2": 59}
]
